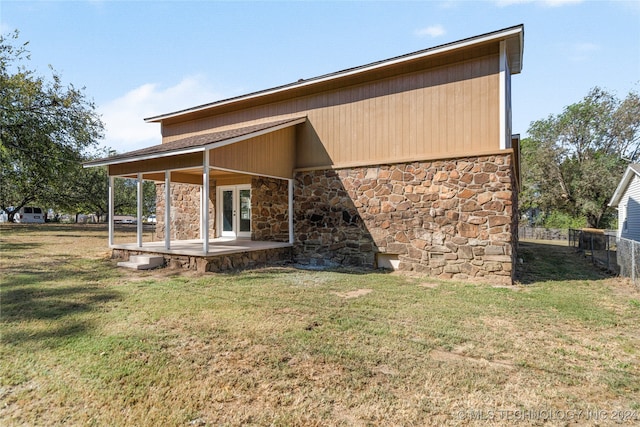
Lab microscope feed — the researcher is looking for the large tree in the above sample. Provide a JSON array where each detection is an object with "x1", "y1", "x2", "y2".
[
  {"x1": 521, "y1": 87, "x2": 640, "y2": 228},
  {"x1": 0, "y1": 31, "x2": 104, "y2": 221}
]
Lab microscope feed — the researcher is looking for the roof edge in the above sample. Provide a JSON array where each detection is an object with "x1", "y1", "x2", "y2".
[
  {"x1": 609, "y1": 164, "x2": 640, "y2": 207},
  {"x1": 145, "y1": 24, "x2": 524, "y2": 124},
  {"x1": 84, "y1": 117, "x2": 307, "y2": 168}
]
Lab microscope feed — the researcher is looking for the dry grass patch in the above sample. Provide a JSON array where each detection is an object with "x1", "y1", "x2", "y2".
[
  {"x1": 331, "y1": 288, "x2": 373, "y2": 299},
  {"x1": 1, "y1": 226, "x2": 639, "y2": 426}
]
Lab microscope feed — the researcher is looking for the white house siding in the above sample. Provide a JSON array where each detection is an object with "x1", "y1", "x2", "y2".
[{"x1": 619, "y1": 174, "x2": 640, "y2": 242}]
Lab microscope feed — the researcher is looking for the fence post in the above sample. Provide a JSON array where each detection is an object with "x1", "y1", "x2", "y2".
[
  {"x1": 606, "y1": 235, "x2": 610, "y2": 271},
  {"x1": 590, "y1": 234, "x2": 594, "y2": 264}
]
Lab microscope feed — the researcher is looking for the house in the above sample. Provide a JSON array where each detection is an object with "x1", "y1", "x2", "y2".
[
  {"x1": 85, "y1": 25, "x2": 524, "y2": 284},
  {"x1": 609, "y1": 164, "x2": 640, "y2": 242}
]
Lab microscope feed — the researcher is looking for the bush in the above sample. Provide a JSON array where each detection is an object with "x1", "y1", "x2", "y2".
[{"x1": 543, "y1": 211, "x2": 586, "y2": 229}]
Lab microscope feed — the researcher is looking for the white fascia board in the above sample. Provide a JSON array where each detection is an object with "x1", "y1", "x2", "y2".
[
  {"x1": 609, "y1": 166, "x2": 640, "y2": 206},
  {"x1": 145, "y1": 27, "x2": 524, "y2": 123},
  {"x1": 84, "y1": 146, "x2": 205, "y2": 168}
]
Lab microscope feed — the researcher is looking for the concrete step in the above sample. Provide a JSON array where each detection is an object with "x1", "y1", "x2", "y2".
[{"x1": 117, "y1": 255, "x2": 164, "y2": 270}]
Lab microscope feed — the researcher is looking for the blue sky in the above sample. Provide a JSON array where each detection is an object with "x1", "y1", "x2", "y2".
[{"x1": 2, "y1": 0, "x2": 639, "y2": 153}]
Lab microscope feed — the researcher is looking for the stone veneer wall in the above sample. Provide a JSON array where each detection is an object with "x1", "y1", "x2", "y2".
[
  {"x1": 155, "y1": 182, "x2": 215, "y2": 240},
  {"x1": 251, "y1": 177, "x2": 289, "y2": 242},
  {"x1": 294, "y1": 155, "x2": 516, "y2": 284}
]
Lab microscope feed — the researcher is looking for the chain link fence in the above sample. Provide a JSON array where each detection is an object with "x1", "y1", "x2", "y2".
[
  {"x1": 616, "y1": 237, "x2": 639, "y2": 287},
  {"x1": 569, "y1": 229, "x2": 618, "y2": 274},
  {"x1": 519, "y1": 226, "x2": 568, "y2": 241}
]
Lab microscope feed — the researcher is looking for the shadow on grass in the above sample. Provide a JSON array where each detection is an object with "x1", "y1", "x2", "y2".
[
  {"x1": 0, "y1": 242, "x2": 43, "y2": 255},
  {"x1": 1, "y1": 260, "x2": 123, "y2": 346},
  {"x1": 516, "y1": 240, "x2": 613, "y2": 285}
]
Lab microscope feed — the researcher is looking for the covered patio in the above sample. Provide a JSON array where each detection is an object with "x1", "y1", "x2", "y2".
[{"x1": 84, "y1": 117, "x2": 306, "y2": 270}]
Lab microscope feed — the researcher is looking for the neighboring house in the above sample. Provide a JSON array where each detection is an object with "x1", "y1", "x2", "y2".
[
  {"x1": 609, "y1": 164, "x2": 640, "y2": 242},
  {"x1": 85, "y1": 25, "x2": 524, "y2": 284}
]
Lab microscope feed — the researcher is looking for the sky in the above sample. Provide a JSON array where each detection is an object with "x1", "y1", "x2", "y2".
[{"x1": 2, "y1": 0, "x2": 639, "y2": 154}]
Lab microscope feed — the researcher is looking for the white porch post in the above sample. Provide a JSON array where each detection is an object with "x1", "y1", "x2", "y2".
[
  {"x1": 199, "y1": 182, "x2": 204, "y2": 240},
  {"x1": 288, "y1": 178, "x2": 294, "y2": 244},
  {"x1": 164, "y1": 170, "x2": 171, "y2": 250},
  {"x1": 108, "y1": 175, "x2": 114, "y2": 247},
  {"x1": 499, "y1": 40, "x2": 507, "y2": 150},
  {"x1": 136, "y1": 173, "x2": 143, "y2": 248},
  {"x1": 202, "y1": 150, "x2": 210, "y2": 254}
]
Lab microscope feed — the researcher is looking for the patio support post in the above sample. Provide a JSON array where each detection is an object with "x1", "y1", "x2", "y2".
[
  {"x1": 165, "y1": 170, "x2": 171, "y2": 250},
  {"x1": 136, "y1": 173, "x2": 143, "y2": 248},
  {"x1": 202, "y1": 150, "x2": 210, "y2": 254},
  {"x1": 499, "y1": 40, "x2": 507, "y2": 150},
  {"x1": 108, "y1": 175, "x2": 114, "y2": 246},
  {"x1": 288, "y1": 178, "x2": 294, "y2": 244},
  {"x1": 199, "y1": 182, "x2": 204, "y2": 241}
]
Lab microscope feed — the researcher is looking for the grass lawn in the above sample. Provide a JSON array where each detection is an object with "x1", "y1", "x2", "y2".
[{"x1": 1, "y1": 224, "x2": 639, "y2": 426}]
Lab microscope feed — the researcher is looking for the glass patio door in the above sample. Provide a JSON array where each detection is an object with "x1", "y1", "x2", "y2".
[{"x1": 218, "y1": 185, "x2": 251, "y2": 238}]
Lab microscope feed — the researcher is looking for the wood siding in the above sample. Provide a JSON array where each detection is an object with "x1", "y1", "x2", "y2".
[
  {"x1": 209, "y1": 126, "x2": 296, "y2": 179},
  {"x1": 161, "y1": 53, "x2": 501, "y2": 170},
  {"x1": 619, "y1": 174, "x2": 640, "y2": 242}
]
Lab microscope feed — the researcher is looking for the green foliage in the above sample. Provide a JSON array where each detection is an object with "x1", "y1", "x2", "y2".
[
  {"x1": 55, "y1": 162, "x2": 157, "y2": 221},
  {"x1": 542, "y1": 211, "x2": 586, "y2": 229},
  {"x1": 520, "y1": 87, "x2": 640, "y2": 228},
  {"x1": 113, "y1": 177, "x2": 157, "y2": 216},
  {"x1": 0, "y1": 31, "x2": 104, "y2": 220}
]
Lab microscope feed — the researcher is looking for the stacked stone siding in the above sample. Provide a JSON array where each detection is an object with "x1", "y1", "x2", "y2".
[
  {"x1": 294, "y1": 169, "x2": 376, "y2": 268},
  {"x1": 294, "y1": 155, "x2": 516, "y2": 283},
  {"x1": 156, "y1": 182, "x2": 215, "y2": 240},
  {"x1": 252, "y1": 177, "x2": 289, "y2": 242}
]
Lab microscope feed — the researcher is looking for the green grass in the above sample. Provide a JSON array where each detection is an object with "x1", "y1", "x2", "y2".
[{"x1": 1, "y1": 225, "x2": 639, "y2": 426}]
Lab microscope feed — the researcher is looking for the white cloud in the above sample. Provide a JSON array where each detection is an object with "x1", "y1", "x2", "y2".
[
  {"x1": 495, "y1": 0, "x2": 583, "y2": 7},
  {"x1": 415, "y1": 24, "x2": 446, "y2": 38},
  {"x1": 99, "y1": 75, "x2": 223, "y2": 153}
]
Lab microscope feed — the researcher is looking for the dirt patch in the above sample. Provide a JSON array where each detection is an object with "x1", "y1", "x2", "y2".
[
  {"x1": 331, "y1": 288, "x2": 373, "y2": 299},
  {"x1": 430, "y1": 349, "x2": 516, "y2": 370},
  {"x1": 419, "y1": 282, "x2": 440, "y2": 289},
  {"x1": 491, "y1": 284, "x2": 522, "y2": 291}
]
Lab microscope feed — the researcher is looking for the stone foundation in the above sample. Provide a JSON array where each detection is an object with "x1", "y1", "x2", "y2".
[
  {"x1": 294, "y1": 155, "x2": 517, "y2": 284},
  {"x1": 112, "y1": 247, "x2": 292, "y2": 273}
]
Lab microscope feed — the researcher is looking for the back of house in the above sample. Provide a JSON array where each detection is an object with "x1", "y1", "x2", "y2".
[{"x1": 86, "y1": 25, "x2": 524, "y2": 284}]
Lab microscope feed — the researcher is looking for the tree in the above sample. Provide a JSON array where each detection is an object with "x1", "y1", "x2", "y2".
[
  {"x1": 0, "y1": 31, "x2": 104, "y2": 221},
  {"x1": 520, "y1": 87, "x2": 640, "y2": 229},
  {"x1": 60, "y1": 159, "x2": 157, "y2": 223}
]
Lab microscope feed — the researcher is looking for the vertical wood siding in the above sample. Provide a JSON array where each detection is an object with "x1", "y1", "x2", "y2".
[
  {"x1": 208, "y1": 127, "x2": 296, "y2": 179},
  {"x1": 162, "y1": 53, "x2": 501, "y2": 170}
]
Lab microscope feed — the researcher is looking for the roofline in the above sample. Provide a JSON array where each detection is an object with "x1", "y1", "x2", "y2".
[
  {"x1": 84, "y1": 117, "x2": 307, "y2": 168},
  {"x1": 145, "y1": 24, "x2": 524, "y2": 123},
  {"x1": 609, "y1": 164, "x2": 640, "y2": 206}
]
